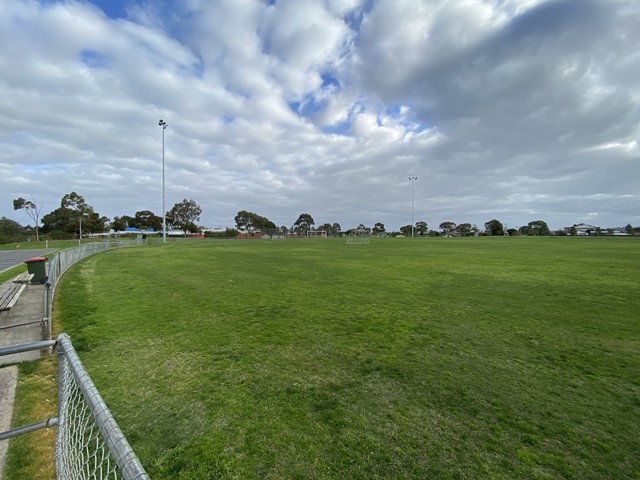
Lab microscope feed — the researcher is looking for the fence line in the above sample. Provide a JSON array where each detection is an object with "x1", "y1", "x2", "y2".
[{"x1": 0, "y1": 336, "x2": 150, "y2": 480}]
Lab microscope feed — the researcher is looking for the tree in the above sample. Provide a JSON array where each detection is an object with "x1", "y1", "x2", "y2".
[
  {"x1": 415, "y1": 221, "x2": 428, "y2": 236},
  {"x1": 61, "y1": 192, "x2": 88, "y2": 239},
  {"x1": 13, "y1": 196, "x2": 43, "y2": 241},
  {"x1": 457, "y1": 223, "x2": 477, "y2": 237},
  {"x1": 625, "y1": 224, "x2": 633, "y2": 235},
  {"x1": 41, "y1": 207, "x2": 77, "y2": 238},
  {"x1": 111, "y1": 216, "x2": 127, "y2": 232},
  {"x1": 372, "y1": 222, "x2": 386, "y2": 235},
  {"x1": 167, "y1": 199, "x2": 202, "y2": 235},
  {"x1": 234, "y1": 210, "x2": 275, "y2": 233},
  {"x1": 484, "y1": 219, "x2": 504, "y2": 236},
  {"x1": 439, "y1": 221, "x2": 457, "y2": 237},
  {"x1": 527, "y1": 220, "x2": 550, "y2": 236},
  {"x1": 399, "y1": 225, "x2": 412, "y2": 236},
  {"x1": 332, "y1": 223, "x2": 341, "y2": 236},
  {"x1": 134, "y1": 210, "x2": 163, "y2": 231},
  {"x1": 0, "y1": 217, "x2": 24, "y2": 244},
  {"x1": 294, "y1": 213, "x2": 314, "y2": 233}
]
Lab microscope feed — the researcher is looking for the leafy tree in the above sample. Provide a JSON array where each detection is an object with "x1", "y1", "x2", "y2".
[
  {"x1": 399, "y1": 225, "x2": 412, "y2": 236},
  {"x1": 414, "y1": 221, "x2": 427, "y2": 236},
  {"x1": 167, "y1": 199, "x2": 202, "y2": 235},
  {"x1": 439, "y1": 221, "x2": 457, "y2": 237},
  {"x1": 294, "y1": 213, "x2": 314, "y2": 233},
  {"x1": 625, "y1": 224, "x2": 633, "y2": 235},
  {"x1": 13, "y1": 196, "x2": 43, "y2": 241},
  {"x1": 234, "y1": 211, "x2": 275, "y2": 232},
  {"x1": 484, "y1": 219, "x2": 504, "y2": 236},
  {"x1": 518, "y1": 225, "x2": 530, "y2": 236},
  {"x1": 332, "y1": 223, "x2": 341, "y2": 236},
  {"x1": 42, "y1": 192, "x2": 103, "y2": 238},
  {"x1": 61, "y1": 192, "x2": 89, "y2": 239},
  {"x1": 569, "y1": 226, "x2": 578, "y2": 236},
  {"x1": 373, "y1": 222, "x2": 386, "y2": 235},
  {"x1": 527, "y1": 220, "x2": 550, "y2": 236},
  {"x1": 134, "y1": 210, "x2": 163, "y2": 231},
  {"x1": 457, "y1": 223, "x2": 477, "y2": 237},
  {"x1": 0, "y1": 217, "x2": 24, "y2": 244},
  {"x1": 111, "y1": 216, "x2": 127, "y2": 232},
  {"x1": 41, "y1": 206, "x2": 77, "y2": 238}
]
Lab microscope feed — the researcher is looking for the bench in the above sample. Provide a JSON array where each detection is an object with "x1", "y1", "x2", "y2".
[
  {"x1": 0, "y1": 282, "x2": 27, "y2": 313},
  {"x1": 12, "y1": 273, "x2": 34, "y2": 285}
]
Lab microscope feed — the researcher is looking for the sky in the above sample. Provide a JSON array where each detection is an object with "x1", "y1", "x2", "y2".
[{"x1": 1, "y1": 0, "x2": 638, "y2": 232}]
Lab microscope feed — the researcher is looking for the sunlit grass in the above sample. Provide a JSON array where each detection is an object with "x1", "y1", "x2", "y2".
[{"x1": 8, "y1": 237, "x2": 640, "y2": 479}]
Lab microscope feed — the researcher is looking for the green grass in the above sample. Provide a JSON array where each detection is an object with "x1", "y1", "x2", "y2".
[{"x1": 9, "y1": 237, "x2": 640, "y2": 479}]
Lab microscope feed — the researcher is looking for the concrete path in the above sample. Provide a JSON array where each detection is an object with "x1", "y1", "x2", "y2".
[{"x1": 0, "y1": 272, "x2": 49, "y2": 479}]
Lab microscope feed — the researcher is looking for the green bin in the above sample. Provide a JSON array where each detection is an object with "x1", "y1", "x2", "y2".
[{"x1": 24, "y1": 256, "x2": 48, "y2": 284}]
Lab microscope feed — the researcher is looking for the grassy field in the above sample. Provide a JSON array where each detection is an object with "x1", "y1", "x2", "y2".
[{"x1": 7, "y1": 237, "x2": 640, "y2": 479}]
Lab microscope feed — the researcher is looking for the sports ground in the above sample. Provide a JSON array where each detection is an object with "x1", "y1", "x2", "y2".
[{"x1": 5, "y1": 236, "x2": 640, "y2": 479}]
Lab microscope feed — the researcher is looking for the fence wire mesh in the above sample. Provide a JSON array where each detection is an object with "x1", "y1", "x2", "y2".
[{"x1": 56, "y1": 334, "x2": 149, "y2": 480}]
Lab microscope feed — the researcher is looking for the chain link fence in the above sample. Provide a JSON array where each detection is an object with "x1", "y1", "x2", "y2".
[{"x1": 0, "y1": 336, "x2": 149, "y2": 479}]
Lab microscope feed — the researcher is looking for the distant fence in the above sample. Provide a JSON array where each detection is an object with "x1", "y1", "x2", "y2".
[
  {"x1": 43, "y1": 239, "x2": 140, "y2": 338},
  {"x1": 0, "y1": 336, "x2": 149, "y2": 479}
]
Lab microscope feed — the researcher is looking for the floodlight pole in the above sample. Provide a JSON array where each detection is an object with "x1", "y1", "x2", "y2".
[
  {"x1": 159, "y1": 119, "x2": 168, "y2": 243},
  {"x1": 409, "y1": 176, "x2": 418, "y2": 237}
]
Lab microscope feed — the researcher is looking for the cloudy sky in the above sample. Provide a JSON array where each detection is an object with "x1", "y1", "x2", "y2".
[{"x1": 1, "y1": 0, "x2": 638, "y2": 232}]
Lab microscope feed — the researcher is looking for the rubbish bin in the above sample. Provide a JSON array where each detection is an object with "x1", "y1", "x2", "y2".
[{"x1": 24, "y1": 257, "x2": 48, "y2": 284}]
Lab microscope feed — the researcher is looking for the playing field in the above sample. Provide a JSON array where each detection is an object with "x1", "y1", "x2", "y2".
[{"x1": 10, "y1": 237, "x2": 640, "y2": 479}]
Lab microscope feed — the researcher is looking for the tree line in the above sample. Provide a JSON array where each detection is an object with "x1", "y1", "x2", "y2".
[{"x1": 3, "y1": 193, "x2": 639, "y2": 243}]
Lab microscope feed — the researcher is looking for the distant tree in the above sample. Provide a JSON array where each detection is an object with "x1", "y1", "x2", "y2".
[
  {"x1": 294, "y1": 213, "x2": 315, "y2": 233},
  {"x1": 518, "y1": 225, "x2": 530, "y2": 236},
  {"x1": 456, "y1": 223, "x2": 477, "y2": 237},
  {"x1": 234, "y1": 210, "x2": 275, "y2": 232},
  {"x1": 356, "y1": 224, "x2": 370, "y2": 233},
  {"x1": 331, "y1": 223, "x2": 341, "y2": 236},
  {"x1": 527, "y1": 220, "x2": 550, "y2": 236},
  {"x1": 373, "y1": 222, "x2": 386, "y2": 235},
  {"x1": 41, "y1": 207, "x2": 77, "y2": 238},
  {"x1": 625, "y1": 224, "x2": 633, "y2": 235},
  {"x1": 111, "y1": 216, "x2": 127, "y2": 232},
  {"x1": 0, "y1": 217, "x2": 24, "y2": 244},
  {"x1": 484, "y1": 219, "x2": 504, "y2": 236},
  {"x1": 134, "y1": 210, "x2": 163, "y2": 231},
  {"x1": 440, "y1": 221, "x2": 457, "y2": 237},
  {"x1": 167, "y1": 199, "x2": 202, "y2": 235},
  {"x1": 415, "y1": 221, "x2": 428, "y2": 236},
  {"x1": 569, "y1": 226, "x2": 577, "y2": 236},
  {"x1": 13, "y1": 196, "x2": 43, "y2": 241},
  {"x1": 61, "y1": 192, "x2": 89, "y2": 239},
  {"x1": 399, "y1": 225, "x2": 412, "y2": 236}
]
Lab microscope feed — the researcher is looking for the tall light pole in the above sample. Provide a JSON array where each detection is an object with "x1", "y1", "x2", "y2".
[
  {"x1": 409, "y1": 176, "x2": 418, "y2": 237},
  {"x1": 158, "y1": 119, "x2": 168, "y2": 243}
]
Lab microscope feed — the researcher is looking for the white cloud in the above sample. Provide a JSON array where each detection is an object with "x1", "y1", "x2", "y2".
[{"x1": 1, "y1": 0, "x2": 639, "y2": 233}]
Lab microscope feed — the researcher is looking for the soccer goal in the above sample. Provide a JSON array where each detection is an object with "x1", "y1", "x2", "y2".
[
  {"x1": 306, "y1": 230, "x2": 327, "y2": 239},
  {"x1": 346, "y1": 232, "x2": 371, "y2": 244}
]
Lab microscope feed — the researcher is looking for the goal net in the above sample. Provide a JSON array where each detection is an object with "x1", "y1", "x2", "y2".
[
  {"x1": 346, "y1": 233, "x2": 371, "y2": 244},
  {"x1": 306, "y1": 230, "x2": 327, "y2": 239}
]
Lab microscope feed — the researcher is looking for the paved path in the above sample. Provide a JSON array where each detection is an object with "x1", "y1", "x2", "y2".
[{"x1": 0, "y1": 249, "x2": 53, "y2": 274}]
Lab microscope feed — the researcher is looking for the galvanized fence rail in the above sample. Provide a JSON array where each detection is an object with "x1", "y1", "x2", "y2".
[{"x1": 0, "y1": 336, "x2": 149, "y2": 479}]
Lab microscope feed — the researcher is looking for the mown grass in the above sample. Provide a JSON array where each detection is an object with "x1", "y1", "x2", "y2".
[{"x1": 8, "y1": 237, "x2": 640, "y2": 479}]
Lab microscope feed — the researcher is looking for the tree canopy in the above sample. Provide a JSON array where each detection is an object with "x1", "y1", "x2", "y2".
[
  {"x1": 484, "y1": 219, "x2": 504, "y2": 236},
  {"x1": 234, "y1": 210, "x2": 276, "y2": 232},
  {"x1": 293, "y1": 213, "x2": 314, "y2": 232},
  {"x1": 13, "y1": 196, "x2": 43, "y2": 241},
  {"x1": 167, "y1": 199, "x2": 202, "y2": 235}
]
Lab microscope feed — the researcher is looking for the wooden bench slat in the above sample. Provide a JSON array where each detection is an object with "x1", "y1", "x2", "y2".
[
  {"x1": 0, "y1": 283, "x2": 26, "y2": 312},
  {"x1": 12, "y1": 273, "x2": 34, "y2": 284}
]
